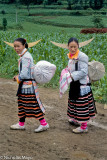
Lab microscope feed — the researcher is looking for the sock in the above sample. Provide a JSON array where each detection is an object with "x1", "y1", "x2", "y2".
[
  {"x1": 19, "y1": 121, "x2": 25, "y2": 126},
  {"x1": 39, "y1": 119, "x2": 47, "y2": 126},
  {"x1": 81, "y1": 122, "x2": 87, "y2": 130}
]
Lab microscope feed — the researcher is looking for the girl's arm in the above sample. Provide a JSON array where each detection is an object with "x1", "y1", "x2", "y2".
[
  {"x1": 71, "y1": 61, "x2": 88, "y2": 81},
  {"x1": 16, "y1": 58, "x2": 31, "y2": 83}
]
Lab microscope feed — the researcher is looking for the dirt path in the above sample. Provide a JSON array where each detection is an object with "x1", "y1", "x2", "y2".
[{"x1": 0, "y1": 78, "x2": 107, "y2": 160}]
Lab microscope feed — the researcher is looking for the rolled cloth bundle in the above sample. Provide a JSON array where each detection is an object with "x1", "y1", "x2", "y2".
[
  {"x1": 33, "y1": 60, "x2": 56, "y2": 84},
  {"x1": 88, "y1": 61, "x2": 105, "y2": 81}
]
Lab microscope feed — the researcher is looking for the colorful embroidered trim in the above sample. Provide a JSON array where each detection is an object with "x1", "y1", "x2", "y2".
[{"x1": 67, "y1": 49, "x2": 79, "y2": 59}]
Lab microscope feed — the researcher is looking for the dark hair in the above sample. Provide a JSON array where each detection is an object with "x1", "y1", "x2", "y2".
[
  {"x1": 68, "y1": 37, "x2": 79, "y2": 47},
  {"x1": 14, "y1": 38, "x2": 28, "y2": 48}
]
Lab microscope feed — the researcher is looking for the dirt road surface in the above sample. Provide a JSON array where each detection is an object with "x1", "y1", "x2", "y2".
[{"x1": 0, "y1": 78, "x2": 107, "y2": 160}]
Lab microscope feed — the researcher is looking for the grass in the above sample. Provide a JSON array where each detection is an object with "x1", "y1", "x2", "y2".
[
  {"x1": 0, "y1": 4, "x2": 107, "y2": 32},
  {"x1": 27, "y1": 15, "x2": 107, "y2": 28}
]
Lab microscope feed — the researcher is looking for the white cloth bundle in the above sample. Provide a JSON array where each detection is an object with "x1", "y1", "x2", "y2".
[{"x1": 33, "y1": 60, "x2": 56, "y2": 84}]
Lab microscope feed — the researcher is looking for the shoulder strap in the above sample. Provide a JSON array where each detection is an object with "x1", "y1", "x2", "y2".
[
  {"x1": 20, "y1": 61, "x2": 22, "y2": 71},
  {"x1": 75, "y1": 61, "x2": 78, "y2": 71}
]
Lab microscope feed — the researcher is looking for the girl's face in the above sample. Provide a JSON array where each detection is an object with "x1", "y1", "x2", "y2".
[
  {"x1": 14, "y1": 41, "x2": 25, "y2": 54},
  {"x1": 68, "y1": 41, "x2": 79, "y2": 54}
]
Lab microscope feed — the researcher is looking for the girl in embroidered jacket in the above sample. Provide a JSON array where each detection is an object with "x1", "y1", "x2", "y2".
[
  {"x1": 66, "y1": 37, "x2": 96, "y2": 133},
  {"x1": 10, "y1": 38, "x2": 49, "y2": 132}
]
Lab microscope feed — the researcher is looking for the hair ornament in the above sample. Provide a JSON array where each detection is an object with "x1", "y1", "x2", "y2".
[
  {"x1": 50, "y1": 38, "x2": 94, "y2": 49},
  {"x1": 4, "y1": 39, "x2": 42, "y2": 48}
]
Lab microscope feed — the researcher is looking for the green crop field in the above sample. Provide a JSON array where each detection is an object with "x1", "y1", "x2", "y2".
[
  {"x1": 0, "y1": 31, "x2": 107, "y2": 103},
  {"x1": 0, "y1": 4, "x2": 107, "y2": 103}
]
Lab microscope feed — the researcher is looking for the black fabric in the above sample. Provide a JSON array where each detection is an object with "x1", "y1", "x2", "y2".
[
  {"x1": 20, "y1": 61, "x2": 22, "y2": 71},
  {"x1": 16, "y1": 80, "x2": 24, "y2": 96},
  {"x1": 69, "y1": 80, "x2": 81, "y2": 100},
  {"x1": 19, "y1": 117, "x2": 44, "y2": 122},
  {"x1": 19, "y1": 117, "x2": 25, "y2": 122},
  {"x1": 69, "y1": 61, "x2": 81, "y2": 100},
  {"x1": 75, "y1": 61, "x2": 78, "y2": 71}
]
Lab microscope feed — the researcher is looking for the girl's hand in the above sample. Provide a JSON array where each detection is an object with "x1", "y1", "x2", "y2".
[{"x1": 13, "y1": 75, "x2": 17, "y2": 81}]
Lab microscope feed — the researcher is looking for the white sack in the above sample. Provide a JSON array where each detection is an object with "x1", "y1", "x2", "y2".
[{"x1": 33, "y1": 60, "x2": 56, "y2": 84}]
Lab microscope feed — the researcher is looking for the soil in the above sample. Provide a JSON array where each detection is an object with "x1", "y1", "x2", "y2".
[{"x1": 0, "y1": 78, "x2": 107, "y2": 160}]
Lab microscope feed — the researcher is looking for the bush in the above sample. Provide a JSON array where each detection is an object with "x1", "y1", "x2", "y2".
[
  {"x1": 2, "y1": 18, "x2": 7, "y2": 31},
  {"x1": 100, "y1": 7, "x2": 107, "y2": 11},
  {"x1": 87, "y1": 8, "x2": 94, "y2": 11},
  {"x1": 1, "y1": 10, "x2": 6, "y2": 14},
  {"x1": 70, "y1": 11, "x2": 82, "y2": 16},
  {"x1": 83, "y1": 4, "x2": 90, "y2": 10},
  {"x1": 92, "y1": 15, "x2": 104, "y2": 28},
  {"x1": 0, "y1": 25, "x2": 3, "y2": 30},
  {"x1": 72, "y1": 4, "x2": 84, "y2": 10},
  {"x1": 57, "y1": 0, "x2": 62, "y2": 5},
  {"x1": 15, "y1": 23, "x2": 23, "y2": 30},
  {"x1": 80, "y1": 28, "x2": 107, "y2": 34}
]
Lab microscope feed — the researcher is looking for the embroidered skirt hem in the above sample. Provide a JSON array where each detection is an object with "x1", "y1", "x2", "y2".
[
  {"x1": 18, "y1": 93, "x2": 44, "y2": 120},
  {"x1": 67, "y1": 89, "x2": 96, "y2": 123}
]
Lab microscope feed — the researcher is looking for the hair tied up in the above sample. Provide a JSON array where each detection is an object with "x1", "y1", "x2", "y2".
[{"x1": 24, "y1": 39, "x2": 26, "y2": 43}]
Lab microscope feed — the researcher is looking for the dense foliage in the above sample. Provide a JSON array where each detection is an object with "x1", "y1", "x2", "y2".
[
  {"x1": 0, "y1": 0, "x2": 107, "y2": 9},
  {"x1": 0, "y1": 31, "x2": 107, "y2": 103}
]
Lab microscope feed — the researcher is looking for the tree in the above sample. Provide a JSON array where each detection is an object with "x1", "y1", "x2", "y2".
[
  {"x1": 99, "y1": 0, "x2": 104, "y2": 8},
  {"x1": 43, "y1": 0, "x2": 48, "y2": 8},
  {"x1": 83, "y1": 0, "x2": 90, "y2": 9},
  {"x1": 67, "y1": 0, "x2": 71, "y2": 10},
  {"x1": 89, "y1": 0, "x2": 93, "y2": 8},
  {"x1": 80, "y1": 0, "x2": 83, "y2": 6},
  {"x1": 3, "y1": 18, "x2": 7, "y2": 31},
  {"x1": 36, "y1": 0, "x2": 44, "y2": 5},
  {"x1": 20, "y1": 0, "x2": 33, "y2": 16},
  {"x1": 90, "y1": 0, "x2": 104, "y2": 9},
  {"x1": 15, "y1": 0, "x2": 20, "y2": 23},
  {"x1": 8, "y1": 0, "x2": 16, "y2": 3}
]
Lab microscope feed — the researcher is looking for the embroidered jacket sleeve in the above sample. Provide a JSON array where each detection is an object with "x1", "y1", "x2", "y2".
[{"x1": 19, "y1": 57, "x2": 31, "y2": 80}]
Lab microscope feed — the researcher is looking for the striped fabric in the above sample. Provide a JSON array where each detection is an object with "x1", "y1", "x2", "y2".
[
  {"x1": 21, "y1": 80, "x2": 45, "y2": 113},
  {"x1": 59, "y1": 68, "x2": 72, "y2": 97},
  {"x1": 18, "y1": 94, "x2": 44, "y2": 120},
  {"x1": 67, "y1": 88, "x2": 95, "y2": 123},
  {"x1": 32, "y1": 80, "x2": 45, "y2": 113}
]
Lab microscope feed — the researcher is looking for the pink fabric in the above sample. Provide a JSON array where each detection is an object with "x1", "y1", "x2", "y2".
[
  {"x1": 69, "y1": 53, "x2": 74, "y2": 58},
  {"x1": 59, "y1": 68, "x2": 68, "y2": 82},
  {"x1": 19, "y1": 122, "x2": 25, "y2": 126},
  {"x1": 59, "y1": 67, "x2": 72, "y2": 97},
  {"x1": 81, "y1": 122, "x2": 87, "y2": 130},
  {"x1": 40, "y1": 119, "x2": 47, "y2": 126}
]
